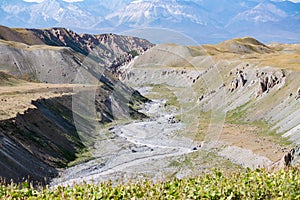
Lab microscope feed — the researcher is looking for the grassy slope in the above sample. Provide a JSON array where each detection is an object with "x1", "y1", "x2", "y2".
[
  {"x1": 0, "y1": 71, "x2": 24, "y2": 86},
  {"x1": 203, "y1": 38, "x2": 300, "y2": 70}
]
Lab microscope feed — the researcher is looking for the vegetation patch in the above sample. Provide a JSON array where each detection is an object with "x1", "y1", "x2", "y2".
[
  {"x1": 251, "y1": 120, "x2": 292, "y2": 146},
  {"x1": 1, "y1": 168, "x2": 300, "y2": 199},
  {"x1": 225, "y1": 101, "x2": 251, "y2": 124},
  {"x1": 144, "y1": 84, "x2": 180, "y2": 108},
  {"x1": 225, "y1": 101, "x2": 291, "y2": 146},
  {"x1": 67, "y1": 149, "x2": 93, "y2": 167},
  {"x1": 128, "y1": 50, "x2": 139, "y2": 58}
]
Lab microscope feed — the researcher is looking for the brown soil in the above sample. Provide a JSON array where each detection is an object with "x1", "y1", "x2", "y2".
[
  {"x1": 0, "y1": 82, "x2": 87, "y2": 120},
  {"x1": 203, "y1": 42, "x2": 300, "y2": 71},
  {"x1": 220, "y1": 124, "x2": 288, "y2": 162}
]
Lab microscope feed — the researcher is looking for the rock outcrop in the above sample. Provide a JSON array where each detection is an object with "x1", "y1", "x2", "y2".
[
  {"x1": 256, "y1": 71, "x2": 284, "y2": 96},
  {"x1": 290, "y1": 146, "x2": 300, "y2": 166},
  {"x1": 269, "y1": 146, "x2": 300, "y2": 171},
  {"x1": 228, "y1": 68, "x2": 285, "y2": 97},
  {"x1": 296, "y1": 88, "x2": 300, "y2": 100},
  {"x1": 229, "y1": 70, "x2": 247, "y2": 92}
]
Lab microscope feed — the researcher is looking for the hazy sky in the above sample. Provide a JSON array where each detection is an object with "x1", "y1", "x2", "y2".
[
  {"x1": 24, "y1": 0, "x2": 84, "y2": 2},
  {"x1": 23, "y1": 0, "x2": 300, "y2": 2}
]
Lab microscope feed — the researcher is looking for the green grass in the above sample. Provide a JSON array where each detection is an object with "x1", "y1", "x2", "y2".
[
  {"x1": 225, "y1": 101, "x2": 251, "y2": 124},
  {"x1": 1, "y1": 168, "x2": 300, "y2": 199},
  {"x1": 251, "y1": 120, "x2": 292, "y2": 146},
  {"x1": 128, "y1": 50, "x2": 139, "y2": 58},
  {"x1": 225, "y1": 101, "x2": 291, "y2": 146},
  {"x1": 67, "y1": 149, "x2": 93, "y2": 167},
  {"x1": 168, "y1": 150, "x2": 241, "y2": 174},
  {"x1": 144, "y1": 84, "x2": 180, "y2": 108}
]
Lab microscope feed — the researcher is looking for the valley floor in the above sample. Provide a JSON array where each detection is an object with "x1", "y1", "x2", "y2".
[{"x1": 50, "y1": 86, "x2": 288, "y2": 186}]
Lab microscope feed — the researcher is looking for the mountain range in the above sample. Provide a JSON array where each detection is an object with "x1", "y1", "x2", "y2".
[{"x1": 1, "y1": 0, "x2": 299, "y2": 44}]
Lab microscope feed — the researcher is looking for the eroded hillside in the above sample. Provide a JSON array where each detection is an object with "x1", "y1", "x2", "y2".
[
  {"x1": 50, "y1": 37, "x2": 300, "y2": 186},
  {"x1": 0, "y1": 26, "x2": 152, "y2": 184},
  {"x1": 0, "y1": 25, "x2": 153, "y2": 82},
  {"x1": 0, "y1": 27, "x2": 299, "y2": 186},
  {"x1": 119, "y1": 37, "x2": 300, "y2": 168}
]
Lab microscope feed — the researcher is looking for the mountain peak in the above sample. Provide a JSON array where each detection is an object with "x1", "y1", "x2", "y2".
[
  {"x1": 232, "y1": 37, "x2": 267, "y2": 46},
  {"x1": 1, "y1": 0, "x2": 299, "y2": 44}
]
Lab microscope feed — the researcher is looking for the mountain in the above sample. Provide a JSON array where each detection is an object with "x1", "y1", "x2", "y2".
[
  {"x1": 0, "y1": 0, "x2": 299, "y2": 44},
  {"x1": 0, "y1": 25, "x2": 153, "y2": 75},
  {"x1": 0, "y1": 24, "x2": 300, "y2": 185},
  {"x1": 0, "y1": 26, "x2": 152, "y2": 183},
  {"x1": 225, "y1": 1, "x2": 300, "y2": 42},
  {"x1": 99, "y1": 0, "x2": 227, "y2": 44},
  {"x1": 103, "y1": 0, "x2": 215, "y2": 27}
]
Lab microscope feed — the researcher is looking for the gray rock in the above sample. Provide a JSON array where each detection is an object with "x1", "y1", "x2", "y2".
[
  {"x1": 296, "y1": 88, "x2": 300, "y2": 100},
  {"x1": 291, "y1": 146, "x2": 300, "y2": 167},
  {"x1": 269, "y1": 146, "x2": 300, "y2": 171},
  {"x1": 229, "y1": 70, "x2": 247, "y2": 92},
  {"x1": 256, "y1": 71, "x2": 283, "y2": 96}
]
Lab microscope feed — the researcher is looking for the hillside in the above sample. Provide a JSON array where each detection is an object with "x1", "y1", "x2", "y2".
[
  {"x1": 0, "y1": 71, "x2": 24, "y2": 86},
  {"x1": 43, "y1": 36, "x2": 300, "y2": 187},
  {"x1": 0, "y1": 26, "x2": 299, "y2": 187},
  {"x1": 0, "y1": 25, "x2": 153, "y2": 78},
  {"x1": 114, "y1": 37, "x2": 300, "y2": 177},
  {"x1": 0, "y1": 27, "x2": 152, "y2": 184}
]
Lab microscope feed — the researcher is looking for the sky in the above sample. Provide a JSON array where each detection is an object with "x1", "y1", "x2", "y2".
[
  {"x1": 23, "y1": 0, "x2": 300, "y2": 2},
  {"x1": 24, "y1": 0, "x2": 84, "y2": 2}
]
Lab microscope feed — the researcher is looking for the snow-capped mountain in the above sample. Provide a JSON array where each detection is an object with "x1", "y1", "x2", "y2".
[
  {"x1": 232, "y1": 2, "x2": 288, "y2": 23},
  {"x1": 224, "y1": 1, "x2": 300, "y2": 43},
  {"x1": 104, "y1": 0, "x2": 213, "y2": 27},
  {"x1": 0, "y1": 0, "x2": 299, "y2": 44},
  {"x1": 1, "y1": 0, "x2": 99, "y2": 28}
]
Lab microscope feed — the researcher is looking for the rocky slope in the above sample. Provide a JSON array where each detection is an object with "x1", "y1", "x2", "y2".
[
  {"x1": 49, "y1": 37, "x2": 300, "y2": 186},
  {"x1": 0, "y1": 25, "x2": 153, "y2": 76},
  {"x1": 0, "y1": 0, "x2": 299, "y2": 44},
  {"x1": 1, "y1": 28, "x2": 299, "y2": 185},
  {"x1": 0, "y1": 73, "x2": 149, "y2": 185},
  {"x1": 0, "y1": 27, "x2": 152, "y2": 184},
  {"x1": 119, "y1": 37, "x2": 300, "y2": 169}
]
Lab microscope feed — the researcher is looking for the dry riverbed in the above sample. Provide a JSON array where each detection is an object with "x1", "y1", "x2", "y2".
[{"x1": 50, "y1": 87, "x2": 280, "y2": 187}]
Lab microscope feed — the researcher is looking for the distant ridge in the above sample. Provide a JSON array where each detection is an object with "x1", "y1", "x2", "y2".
[
  {"x1": 214, "y1": 37, "x2": 274, "y2": 54},
  {"x1": 0, "y1": 25, "x2": 153, "y2": 56},
  {"x1": 0, "y1": 25, "x2": 153, "y2": 79},
  {"x1": 0, "y1": 0, "x2": 299, "y2": 44}
]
